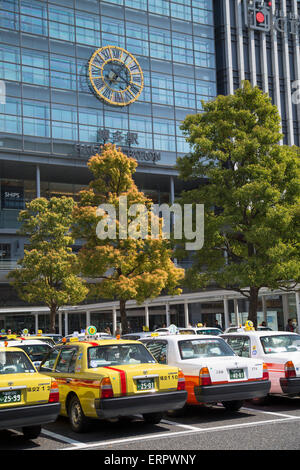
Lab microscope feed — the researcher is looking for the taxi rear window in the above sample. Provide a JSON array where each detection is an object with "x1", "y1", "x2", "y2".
[
  {"x1": 0, "y1": 351, "x2": 35, "y2": 374},
  {"x1": 197, "y1": 329, "x2": 223, "y2": 336},
  {"x1": 87, "y1": 343, "x2": 156, "y2": 368},
  {"x1": 178, "y1": 338, "x2": 235, "y2": 360},
  {"x1": 260, "y1": 334, "x2": 300, "y2": 354}
]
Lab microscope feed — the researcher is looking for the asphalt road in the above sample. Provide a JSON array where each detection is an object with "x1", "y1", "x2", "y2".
[{"x1": 1, "y1": 396, "x2": 300, "y2": 454}]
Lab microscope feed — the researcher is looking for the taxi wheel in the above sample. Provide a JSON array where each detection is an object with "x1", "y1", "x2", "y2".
[
  {"x1": 222, "y1": 400, "x2": 244, "y2": 412},
  {"x1": 68, "y1": 395, "x2": 91, "y2": 433},
  {"x1": 22, "y1": 425, "x2": 41, "y2": 440},
  {"x1": 142, "y1": 412, "x2": 163, "y2": 424}
]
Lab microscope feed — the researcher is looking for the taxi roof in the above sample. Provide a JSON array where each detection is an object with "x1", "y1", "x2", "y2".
[
  {"x1": 0, "y1": 346, "x2": 33, "y2": 353},
  {"x1": 221, "y1": 330, "x2": 299, "y2": 337},
  {"x1": 0, "y1": 339, "x2": 50, "y2": 346},
  {"x1": 61, "y1": 338, "x2": 144, "y2": 346},
  {"x1": 142, "y1": 334, "x2": 224, "y2": 342}
]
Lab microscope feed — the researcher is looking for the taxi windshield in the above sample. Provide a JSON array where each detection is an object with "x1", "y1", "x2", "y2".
[
  {"x1": 0, "y1": 351, "x2": 36, "y2": 374},
  {"x1": 178, "y1": 338, "x2": 235, "y2": 360},
  {"x1": 260, "y1": 334, "x2": 300, "y2": 354},
  {"x1": 87, "y1": 343, "x2": 156, "y2": 368}
]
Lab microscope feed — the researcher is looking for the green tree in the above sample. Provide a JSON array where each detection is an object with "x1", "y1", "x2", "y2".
[
  {"x1": 176, "y1": 81, "x2": 300, "y2": 327},
  {"x1": 8, "y1": 197, "x2": 88, "y2": 333},
  {"x1": 73, "y1": 143, "x2": 184, "y2": 334}
]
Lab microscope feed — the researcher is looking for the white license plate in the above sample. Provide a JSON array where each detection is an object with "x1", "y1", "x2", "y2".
[
  {"x1": 137, "y1": 379, "x2": 155, "y2": 391},
  {"x1": 0, "y1": 390, "x2": 21, "y2": 403},
  {"x1": 229, "y1": 369, "x2": 244, "y2": 380}
]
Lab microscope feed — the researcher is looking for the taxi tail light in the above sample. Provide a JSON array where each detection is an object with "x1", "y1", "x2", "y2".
[
  {"x1": 177, "y1": 370, "x2": 186, "y2": 391},
  {"x1": 199, "y1": 367, "x2": 212, "y2": 386},
  {"x1": 262, "y1": 363, "x2": 269, "y2": 380},
  {"x1": 284, "y1": 361, "x2": 296, "y2": 378},
  {"x1": 100, "y1": 377, "x2": 114, "y2": 399},
  {"x1": 48, "y1": 380, "x2": 59, "y2": 403}
]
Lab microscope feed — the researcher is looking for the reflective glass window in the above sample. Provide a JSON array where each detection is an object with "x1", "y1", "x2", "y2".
[
  {"x1": 175, "y1": 91, "x2": 195, "y2": 108},
  {"x1": 126, "y1": 37, "x2": 149, "y2": 56},
  {"x1": 52, "y1": 121, "x2": 78, "y2": 140},
  {"x1": 76, "y1": 27, "x2": 99, "y2": 46},
  {"x1": 79, "y1": 124, "x2": 98, "y2": 142},
  {"x1": 101, "y1": 17, "x2": 124, "y2": 36},
  {"x1": 129, "y1": 115, "x2": 152, "y2": 133},
  {"x1": 22, "y1": 66, "x2": 49, "y2": 86},
  {"x1": 174, "y1": 76, "x2": 195, "y2": 93},
  {"x1": 125, "y1": 0, "x2": 147, "y2": 10},
  {"x1": 150, "y1": 43, "x2": 171, "y2": 61},
  {"x1": 22, "y1": 49, "x2": 48, "y2": 68},
  {"x1": 153, "y1": 134, "x2": 175, "y2": 151},
  {"x1": 126, "y1": 22, "x2": 148, "y2": 40},
  {"x1": 194, "y1": 51, "x2": 215, "y2": 68},
  {"x1": 23, "y1": 117, "x2": 50, "y2": 137},
  {"x1": 0, "y1": 44, "x2": 20, "y2": 63},
  {"x1": 194, "y1": 37, "x2": 215, "y2": 53},
  {"x1": 23, "y1": 100, "x2": 50, "y2": 119},
  {"x1": 78, "y1": 108, "x2": 103, "y2": 127},
  {"x1": 192, "y1": 8, "x2": 214, "y2": 25},
  {"x1": 151, "y1": 72, "x2": 173, "y2": 90},
  {"x1": 152, "y1": 88, "x2": 174, "y2": 105},
  {"x1": 153, "y1": 117, "x2": 175, "y2": 135},
  {"x1": 20, "y1": 15, "x2": 48, "y2": 35},
  {"x1": 170, "y1": 2, "x2": 191, "y2": 20},
  {"x1": 48, "y1": 6, "x2": 74, "y2": 25},
  {"x1": 148, "y1": 0, "x2": 170, "y2": 15},
  {"x1": 52, "y1": 104, "x2": 77, "y2": 123},
  {"x1": 20, "y1": 0, "x2": 47, "y2": 18},
  {"x1": 104, "y1": 111, "x2": 128, "y2": 130},
  {"x1": 150, "y1": 27, "x2": 171, "y2": 45},
  {"x1": 49, "y1": 21, "x2": 75, "y2": 42},
  {"x1": 0, "y1": 0, "x2": 19, "y2": 12},
  {"x1": 0, "y1": 113, "x2": 22, "y2": 133},
  {"x1": 0, "y1": 10, "x2": 19, "y2": 29},
  {"x1": 0, "y1": 96, "x2": 21, "y2": 116},
  {"x1": 75, "y1": 11, "x2": 100, "y2": 30},
  {"x1": 172, "y1": 31, "x2": 193, "y2": 49},
  {"x1": 173, "y1": 47, "x2": 194, "y2": 65}
]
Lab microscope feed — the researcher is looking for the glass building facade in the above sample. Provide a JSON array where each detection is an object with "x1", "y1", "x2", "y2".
[
  {"x1": 0, "y1": 0, "x2": 217, "y2": 266},
  {"x1": 0, "y1": 0, "x2": 216, "y2": 162}
]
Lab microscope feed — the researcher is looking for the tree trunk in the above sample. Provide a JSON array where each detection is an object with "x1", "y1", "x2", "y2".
[
  {"x1": 120, "y1": 299, "x2": 129, "y2": 334},
  {"x1": 50, "y1": 304, "x2": 57, "y2": 334},
  {"x1": 248, "y1": 287, "x2": 259, "y2": 328}
]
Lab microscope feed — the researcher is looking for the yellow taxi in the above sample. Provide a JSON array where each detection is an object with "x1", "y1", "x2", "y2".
[
  {"x1": 38, "y1": 333, "x2": 187, "y2": 432},
  {"x1": 17, "y1": 331, "x2": 56, "y2": 347},
  {"x1": 0, "y1": 345, "x2": 60, "y2": 439}
]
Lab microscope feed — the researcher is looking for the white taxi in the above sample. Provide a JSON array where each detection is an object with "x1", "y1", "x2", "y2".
[
  {"x1": 222, "y1": 330, "x2": 300, "y2": 397},
  {"x1": 178, "y1": 327, "x2": 223, "y2": 336},
  {"x1": 142, "y1": 334, "x2": 270, "y2": 411}
]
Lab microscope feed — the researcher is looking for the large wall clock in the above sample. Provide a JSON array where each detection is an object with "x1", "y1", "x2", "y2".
[{"x1": 88, "y1": 45, "x2": 144, "y2": 107}]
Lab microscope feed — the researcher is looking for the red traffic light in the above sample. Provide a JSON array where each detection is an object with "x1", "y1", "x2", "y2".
[{"x1": 256, "y1": 12, "x2": 265, "y2": 23}]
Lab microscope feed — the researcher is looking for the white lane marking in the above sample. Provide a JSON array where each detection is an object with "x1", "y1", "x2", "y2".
[
  {"x1": 61, "y1": 415, "x2": 300, "y2": 450},
  {"x1": 41, "y1": 429, "x2": 84, "y2": 447},
  {"x1": 242, "y1": 407, "x2": 300, "y2": 419},
  {"x1": 161, "y1": 419, "x2": 200, "y2": 431}
]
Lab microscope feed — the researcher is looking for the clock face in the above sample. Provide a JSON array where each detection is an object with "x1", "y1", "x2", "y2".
[{"x1": 88, "y1": 46, "x2": 144, "y2": 106}]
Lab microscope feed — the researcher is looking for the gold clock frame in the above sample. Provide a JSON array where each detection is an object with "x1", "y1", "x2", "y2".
[{"x1": 88, "y1": 45, "x2": 144, "y2": 107}]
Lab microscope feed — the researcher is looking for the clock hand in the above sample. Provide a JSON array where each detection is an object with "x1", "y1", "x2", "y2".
[{"x1": 111, "y1": 69, "x2": 131, "y2": 86}]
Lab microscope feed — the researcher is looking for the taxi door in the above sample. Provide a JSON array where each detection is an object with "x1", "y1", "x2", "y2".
[{"x1": 53, "y1": 346, "x2": 79, "y2": 415}]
